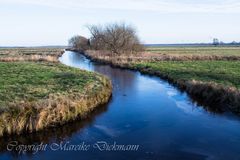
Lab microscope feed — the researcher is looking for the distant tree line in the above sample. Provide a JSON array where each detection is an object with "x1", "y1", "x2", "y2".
[
  {"x1": 68, "y1": 23, "x2": 144, "y2": 54},
  {"x1": 212, "y1": 38, "x2": 240, "y2": 46}
]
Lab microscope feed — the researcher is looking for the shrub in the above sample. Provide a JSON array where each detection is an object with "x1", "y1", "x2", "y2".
[{"x1": 68, "y1": 35, "x2": 90, "y2": 51}]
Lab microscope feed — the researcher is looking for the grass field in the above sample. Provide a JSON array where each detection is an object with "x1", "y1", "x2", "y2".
[
  {"x1": 0, "y1": 61, "x2": 112, "y2": 136},
  {"x1": 141, "y1": 46, "x2": 240, "y2": 89},
  {"x1": 146, "y1": 46, "x2": 240, "y2": 56},
  {"x1": 133, "y1": 61, "x2": 240, "y2": 89},
  {"x1": 0, "y1": 62, "x2": 100, "y2": 109}
]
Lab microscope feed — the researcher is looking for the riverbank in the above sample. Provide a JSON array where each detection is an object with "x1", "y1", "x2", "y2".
[
  {"x1": 79, "y1": 49, "x2": 240, "y2": 114},
  {"x1": 0, "y1": 52, "x2": 112, "y2": 137}
]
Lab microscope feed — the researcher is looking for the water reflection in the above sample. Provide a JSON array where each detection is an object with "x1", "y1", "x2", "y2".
[{"x1": 93, "y1": 64, "x2": 137, "y2": 95}]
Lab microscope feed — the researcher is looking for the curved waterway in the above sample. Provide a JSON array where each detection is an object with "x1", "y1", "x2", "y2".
[{"x1": 1, "y1": 51, "x2": 240, "y2": 160}]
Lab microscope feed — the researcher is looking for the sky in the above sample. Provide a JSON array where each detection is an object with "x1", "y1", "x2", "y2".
[{"x1": 0, "y1": 0, "x2": 240, "y2": 46}]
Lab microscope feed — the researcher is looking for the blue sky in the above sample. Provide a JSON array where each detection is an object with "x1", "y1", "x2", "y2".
[{"x1": 0, "y1": 0, "x2": 240, "y2": 46}]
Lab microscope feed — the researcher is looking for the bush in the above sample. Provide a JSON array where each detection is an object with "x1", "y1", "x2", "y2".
[{"x1": 68, "y1": 35, "x2": 90, "y2": 51}]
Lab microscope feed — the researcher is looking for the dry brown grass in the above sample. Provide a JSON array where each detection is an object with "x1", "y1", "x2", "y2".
[
  {"x1": 85, "y1": 50, "x2": 240, "y2": 63},
  {"x1": 0, "y1": 55, "x2": 59, "y2": 62},
  {"x1": 0, "y1": 48, "x2": 64, "y2": 62}
]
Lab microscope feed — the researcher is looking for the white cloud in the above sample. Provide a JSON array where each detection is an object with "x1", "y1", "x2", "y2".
[{"x1": 2, "y1": 0, "x2": 240, "y2": 13}]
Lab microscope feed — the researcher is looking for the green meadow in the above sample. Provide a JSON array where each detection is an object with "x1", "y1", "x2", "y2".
[{"x1": 0, "y1": 62, "x2": 101, "y2": 110}]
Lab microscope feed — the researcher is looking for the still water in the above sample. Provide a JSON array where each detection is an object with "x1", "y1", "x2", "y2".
[{"x1": 1, "y1": 51, "x2": 240, "y2": 160}]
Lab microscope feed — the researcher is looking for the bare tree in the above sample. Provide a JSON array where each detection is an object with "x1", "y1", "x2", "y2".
[
  {"x1": 68, "y1": 35, "x2": 90, "y2": 51},
  {"x1": 87, "y1": 25, "x2": 105, "y2": 50},
  {"x1": 87, "y1": 23, "x2": 144, "y2": 54}
]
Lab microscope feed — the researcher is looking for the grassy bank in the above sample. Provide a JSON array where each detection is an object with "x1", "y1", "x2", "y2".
[
  {"x1": 0, "y1": 62, "x2": 112, "y2": 136},
  {"x1": 0, "y1": 48, "x2": 64, "y2": 62},
  {"x1": 84, "y1": 50, "x2": 240, "y2": 114},
  {"x1": 134, "y1": 61, "x2": 240, "y2": 89}
]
